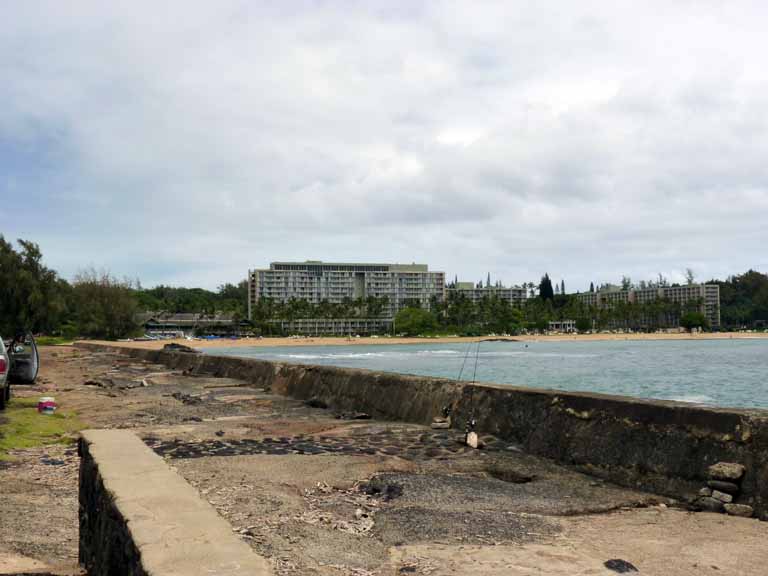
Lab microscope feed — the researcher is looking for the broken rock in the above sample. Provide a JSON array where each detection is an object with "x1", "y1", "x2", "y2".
[
  {"x1": 163, "y1": 343, "x2": 201, "y2": 354},
  {"x1": 304, "y1": 397, "x2": 328, "y2": 409},
  {"x1": 430, "y1": 419, "x2": 450, "y2": 430},
  {"x1": 711, "y1": 490, "x2": 733, "y2": 503},
  {"x1": 604, "y1": 559, "x2": 639, "y2": 573},
  {"x1": 724, "y1": 504, "x2": 754, "y2": 518},
  {"x1": 696, "y1": 497, "x2": 725, "y2": 513},
  {"x1": 707, "y1": 480, "x2": 739, "y2": 494},
  {"x1": 708, "y1": 462, "x2": 745, "y2": 482}
]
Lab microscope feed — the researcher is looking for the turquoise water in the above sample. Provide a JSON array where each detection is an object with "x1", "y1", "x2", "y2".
[{"x1": 205, "y1": 339, "x2": 768, "y2": 409}]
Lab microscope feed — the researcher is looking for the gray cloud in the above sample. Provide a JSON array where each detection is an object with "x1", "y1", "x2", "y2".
[{"x1": 1, "y1": 1, "x2": 767, "y2": 290}]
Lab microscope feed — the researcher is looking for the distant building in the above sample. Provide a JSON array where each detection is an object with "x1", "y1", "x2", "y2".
[
  {"x1": 575, "y1": 284, "x2": 721, "y2": 329},
  {"x1": 446, "y1": 281, "x2": 528, "y2": 307},
  {"x1": 548, "y1": 319, "x2": 576, "y2": 333},
  {"x1": 137, "y1": 312, "x2": 243, "y2": 337},
  {"x1": 248, "y1": 261, "x2": 445, "y2": 331},
  {"x1": 267, "y1": 318, "x2": 391, "y2": 337}
]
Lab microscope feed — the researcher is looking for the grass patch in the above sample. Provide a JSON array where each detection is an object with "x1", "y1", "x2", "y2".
[
  {"x1": 35, "y1": 336, "x2": 74, "y2": 346},
  {"x1": 0, "y1": 397, "x2": 84, "y2": 460}
]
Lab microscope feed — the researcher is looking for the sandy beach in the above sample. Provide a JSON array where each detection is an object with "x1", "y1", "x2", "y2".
[{"x1": 80, "y1": 331, "x2": 768, "y2": 350}]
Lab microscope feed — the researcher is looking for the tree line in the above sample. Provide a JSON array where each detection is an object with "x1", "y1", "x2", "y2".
[
  {"x1": 0, "y1": 237, "x2": 247, "y2": 340},
  {"x1": 136, "y1": 283, "x2": 248, "y2": 317},
  {"x1": 3, "y1": 236, "x2": 768, "y2": 339},
  {"x1": 711, "y1": 270, "x2": 768, "y2": 329}
]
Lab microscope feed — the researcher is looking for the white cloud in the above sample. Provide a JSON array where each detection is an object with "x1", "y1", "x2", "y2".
[{"x1": 0, "y1": 0, "x2": 767, "y2": 290}]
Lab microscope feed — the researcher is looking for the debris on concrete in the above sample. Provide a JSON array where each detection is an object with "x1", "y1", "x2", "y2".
[
  {"x1": 430, "y1": 406, "x2": 451, "y2": 429},
  {"x1": 304, "y1": 397, "x2": 328, "y2": 409},
  {"x1": 359, "y1": 478, "x2": 404, "y2": 501},
  {"x1": 604, "y1": 558, "x2": 639, "y2": 573},
  {"x1": 486, "y1": 461, "x2": 534, "y2": 484},
  {"x1": 335, "y1": 411, "x2": 372, "y2": 420},
  {"x1": 162, "y1": 343, "x2": 201, "y2": 354},
  {"x1": 170, "y1": 391, "x2": 204, "y2": 405}
]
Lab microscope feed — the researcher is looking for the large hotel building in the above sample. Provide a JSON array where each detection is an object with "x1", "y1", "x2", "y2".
[
  {"x1": 576, "y1": 283, "x2": 721, "y2": 329},
  {"x1": 248, "y1": 261, "x2": 445, "y2": 333}
]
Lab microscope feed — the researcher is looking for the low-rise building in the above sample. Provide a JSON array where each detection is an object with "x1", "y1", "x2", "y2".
[
  {"x1": 446, "y1": 281, "x2": 528, "y2": 307},
  {"x1": 548, "y1": 319, "x2": 577, "y2": 333},
  {"x1": 267, "y1": 318, "x2": 392, "y2": 337},
  {"x1": 575, "y1": 284, "x2": 721, "y2": 328},
  {"x1": 138, "y1": 312, "x2": 244, "y2": 337}
]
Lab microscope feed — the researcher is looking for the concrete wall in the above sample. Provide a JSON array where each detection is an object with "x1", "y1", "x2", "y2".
[
  {"x1": 79, "y1": 429, "x2": 273, "y2": 576},
  {"x1": 77, "y1": 344, "x2": 768, "y2": 518},
  {"x1": 79, "y1": 434, "x2": 144, "y2": 575}
]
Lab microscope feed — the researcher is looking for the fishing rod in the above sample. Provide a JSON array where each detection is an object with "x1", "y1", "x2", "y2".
[{"x1": 464, "y1": 339, "x2": 481, "y2": 447}]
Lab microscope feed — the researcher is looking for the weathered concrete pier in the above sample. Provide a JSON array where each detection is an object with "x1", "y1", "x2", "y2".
[{"x1": 77, "y1": 343, "x2": 768, "y2": 519}]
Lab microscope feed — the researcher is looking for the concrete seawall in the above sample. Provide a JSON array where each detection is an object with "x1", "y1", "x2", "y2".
[
  {"x1": 79, "y1": 429, "x2": 273, "y2": 576},
  {"x1": 76, "y1": 343, "x2": 768, "y2": 518}
]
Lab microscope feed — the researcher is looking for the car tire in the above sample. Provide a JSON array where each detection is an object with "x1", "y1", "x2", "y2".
[{"x1": 0, "y1": 387, "x2": 6, "y2": 410}]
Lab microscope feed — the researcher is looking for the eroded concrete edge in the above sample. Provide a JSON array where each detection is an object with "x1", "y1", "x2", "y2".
[
  {"x1": 79, "y1": 429, "x2": 273, "y2": 576},
  {"x1": 76, "y1": 343, "x2": 768, "y2": 519}
]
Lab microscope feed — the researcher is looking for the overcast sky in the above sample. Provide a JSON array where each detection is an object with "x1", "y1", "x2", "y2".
[{"x1": 2, "y1": 1, "x2": 767, "y2": 291}]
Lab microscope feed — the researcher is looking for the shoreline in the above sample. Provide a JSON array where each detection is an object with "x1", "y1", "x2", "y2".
[{"x1": 78, "y1": 331, "x2": 768, "y2": 350}]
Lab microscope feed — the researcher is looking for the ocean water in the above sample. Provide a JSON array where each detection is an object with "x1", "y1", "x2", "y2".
[{"x1": 205, "y1": 339, "x2": 768, "y2": 409}]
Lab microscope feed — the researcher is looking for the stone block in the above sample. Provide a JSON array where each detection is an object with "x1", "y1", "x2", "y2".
[
  {"x1": 707, "y1": 480, "x2": 739, "y2": 494},
  {"x1": 724, "y1": 504, "x2": 754, "y2": 518},
  {"x1": 708, "y1": 462, "x2": 745, "y2": 482},
  {"x1": 698, "y1": 487, "x2": 712, "y2": 497},
  {"x1": 696, "y1": 497, "x2": 725, "y2": 513},
  {"x1": 711, "y1": 490, "x2": 733, "y2": 503}
]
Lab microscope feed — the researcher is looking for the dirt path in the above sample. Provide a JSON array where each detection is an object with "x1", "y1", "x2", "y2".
[{"x1": 1, "y1": 346, "x2": 767, "y2": 575}]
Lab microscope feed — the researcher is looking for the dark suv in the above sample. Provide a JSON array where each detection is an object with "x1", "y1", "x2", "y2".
[
  {"x1": 0, "y1": 334, "x2": 39, "y2": 410},
  {"x1": 0, "y1": 338, "x2": 8, "y2": 410}
]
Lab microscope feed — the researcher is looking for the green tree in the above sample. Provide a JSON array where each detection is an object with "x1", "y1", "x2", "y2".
[
  {"x1": 680, "y1": 311, "x2": 709, "y2": 332},
  {"x1": 394, "y1": 307, "x2": 437, "y2": 336},
  {"x1": 712, "y1": 270, "x2": 768, "y2": 329},
  {"x1": 71, "y1": 269, "x2": 139, "y2": 339},
  {"x1": 539, "y1": 274, "x2": 554, "y2": 301},
  {"x1": 575, "y1": 317, "x2": 592, "y2": 333},
  {"x1": 0, "y1": 236, "x2": 70, "y2": 335}
]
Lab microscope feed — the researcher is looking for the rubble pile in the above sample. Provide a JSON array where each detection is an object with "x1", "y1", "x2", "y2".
[
  {"x1": 297, "y1": 481, "x2": 378, "y2": 536},
  {"x1": 695, "y1": 462, "x2": 753, "y2": 518}
]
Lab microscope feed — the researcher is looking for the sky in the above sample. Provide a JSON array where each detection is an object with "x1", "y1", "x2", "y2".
[{"x1": 1, "y1": 1, "x2": 767, "y2": 291}]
